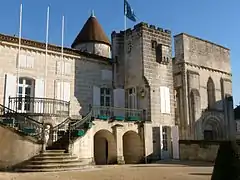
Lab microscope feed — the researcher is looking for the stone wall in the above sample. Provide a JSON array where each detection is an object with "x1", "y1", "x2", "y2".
[
  {"x1": 112, "y1": 22, "x2": 175, "y2": 126},
  {"x1": 74, "y1": 56, "x2": 112, "y2": 115},
  {"x1": 179, "y1": 140, "x2": 220, "y2": 162},
  {"x1": 0, "y1": 125, "x2": 42, "y2": 170},
  {"x1": 0, "y1": 35, "x2": 113, "y2": 117},
  {"x1": 236, "y1": 120, "x2": 240, "y2": 140},
  {"x1": 71, "y1": 120, "x2": 143, "y2": 164},
  {"x1": 75, "y1": 42, "x2": 111, "y2": 58},
  {"x1": 173, "y1": 33, "x2": 233, "y2": 140}
]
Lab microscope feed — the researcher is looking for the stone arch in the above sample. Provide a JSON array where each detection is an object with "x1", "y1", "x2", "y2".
[
  {"x1": 190, "y1": 89, "x2": 201, "y2": 138},
  {"x1": 94, "y1": 129, "x2": 117, "y2": 165},
  {"x1": 122, "y1": 130, "x2": 144, "y2": 164},
  {"x1": 202, "y1": 116, "x2": 223, "y2": 140},
  {"x1": 207, "y1": 77, "x2": 216, "y2": 109}
]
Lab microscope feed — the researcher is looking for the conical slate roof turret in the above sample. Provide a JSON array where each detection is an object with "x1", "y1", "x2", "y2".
[{"x1": 71, "y1": 13, "x2": 110, "y2": 48}]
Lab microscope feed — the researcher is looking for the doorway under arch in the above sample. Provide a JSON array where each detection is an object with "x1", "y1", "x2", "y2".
[
  {"x1": 94, "y1": 130, "x2": 117, "y2": 165},
  {"x1": 123, "y1": 130, "x2": 144, "y2": 164}
]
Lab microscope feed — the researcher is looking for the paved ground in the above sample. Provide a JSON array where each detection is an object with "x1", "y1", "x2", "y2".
[{"x1": 0, "y1": 162, "x2": 213, "y2": 180}]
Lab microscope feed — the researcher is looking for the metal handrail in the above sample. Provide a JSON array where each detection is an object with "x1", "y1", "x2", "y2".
[
  {"x1": 70, "y1": 110, "x2": 93, "y2": 130},
  {"x1": 8, "y1": 96, "x2": 70, "y2": 116},
  {"x1": 0, "y1": 104, "x2": 43, "y2": 140},
  {"x1": 52, "y1": 117, "x2": 71, "y2": 131},
  {"x1": 9, "y1": 97, "x2": 70, "y2": 105},
  {"x1": 92, "y1": 105, "x2": 144, "y2": 120}
]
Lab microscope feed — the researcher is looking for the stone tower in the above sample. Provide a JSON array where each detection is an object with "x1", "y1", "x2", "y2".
[
  {"x1": 112, "y1": 22, "x2": 175, "y2": 125},
  {"x1": 71, "y1": 13, "x2": 111, "y2": 58},
  {"x1": 173, "y1": 33, "x2": 235, "y2": 140},
  {"x1": 112, "y1": 22, "x2": 177, "y2": 160}
]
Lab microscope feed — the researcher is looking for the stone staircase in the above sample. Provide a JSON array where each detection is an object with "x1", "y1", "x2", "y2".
[{"x1": 15, "y1": 150, "x2": 90, "y2": 172}]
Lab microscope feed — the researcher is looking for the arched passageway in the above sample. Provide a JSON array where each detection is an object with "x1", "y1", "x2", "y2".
[
  {"x1": 123, "y1": 131, "x2": 144, "y2": 164},
  {"x1": 94, "y1": 130, "x2": 117, "y2": 165}
]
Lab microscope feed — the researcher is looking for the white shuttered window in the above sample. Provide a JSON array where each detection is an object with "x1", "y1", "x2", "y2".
[
  {"x1": 160, "y1": 86, "x2": 171, "y2": 114},
  {"x1": 19, "y1": 54, "x2": 34, "y2": 68},
  {"x1": 56, "y1": 61, "x2": 72, "y2": 75},
  {"x1": 55, "y1": 80, "x2": 71, "y2": 102}
]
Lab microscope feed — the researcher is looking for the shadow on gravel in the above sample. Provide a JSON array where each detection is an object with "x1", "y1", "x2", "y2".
[
  {"x1": 189, "y1": 173, "x2": 212, "y2": 176},
  {"x1": 128, "y1": 160, "x2": 213, "y2": 168}
]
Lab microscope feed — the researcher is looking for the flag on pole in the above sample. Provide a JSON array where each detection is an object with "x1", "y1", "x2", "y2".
[{"x1": 124, "y1": 0, "x2": 136, "y2": 22}]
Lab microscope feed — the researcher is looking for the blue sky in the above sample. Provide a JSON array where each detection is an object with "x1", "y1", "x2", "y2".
[{"x1": 0, "y1": 0, "x2": 239, "y2": 105}]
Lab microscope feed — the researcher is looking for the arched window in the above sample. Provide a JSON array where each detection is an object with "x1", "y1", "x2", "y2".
[{"x1": 207, "y1": 77, "x2": 216, "y2": 109}]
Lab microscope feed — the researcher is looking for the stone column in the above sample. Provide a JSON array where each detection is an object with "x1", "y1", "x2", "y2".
[
  {"x1": 112, "y1": 125, "x2": 125, "y2": 164},
  {"x1": 226, "y1": 96, "x2": 235, "y2": 140}
]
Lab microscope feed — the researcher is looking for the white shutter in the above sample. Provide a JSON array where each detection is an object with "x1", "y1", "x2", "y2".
[
  {"x1": 64, "y1": 62, "x2": 71, "y2": 75},
  {"x1": 19, "y1": 54, "x2": 27, "y2": 68},
  {"x1": 93, "y1": 86, "x2": 100, "y2": 106},
  {"x1": 26, "y1": 56, "x2": 34, "y2": 68},
  {"x1": 35, "y1": 78, "x2": 45, "y2": 98},
  {"x1": 171, "y1": 126, "x2": 179, "y2": 159},
  {"x1": 4, "y1": 74, "x2": 17, "y2": 109},
  {"x1": 114, "y1": 89, "x2": 125, "y2": 116},
  {"x1": 55, "y1": 80, "x2": 62, "y2": 100},
  {"x1": 34, "y1": 78, "x2": 45, "y2": 113},
  {"x1": 56, "y1": 61, "x2": 60, "y2": 74},
  {"x1": 63, "y1": 82, "x2": 70, "y2": 102},
  {"x1": 165, "y1": 87, "x2": 171, "y2": 114},
  {"x1": 56, "y1": 61, "x2": 65, "y2": 75},
  {"x1": 160, "y1": 87, "x2": 166, "y2": 113}
]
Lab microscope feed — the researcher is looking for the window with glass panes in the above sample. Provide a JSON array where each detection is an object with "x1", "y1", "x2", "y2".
[
  {"x1": 18, "y1": 77, "x2": 34, "y2": 111},
  {"x1": 100, "y1": 88, "x2": 111, "y2": 106},
  {"x1": 162, "y1": 126, "x2": 168, "y2": 151}
]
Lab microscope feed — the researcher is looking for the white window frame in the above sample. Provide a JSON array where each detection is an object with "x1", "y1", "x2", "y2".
[
  {"x1": 100, "y1": 87, "x2": 111, "y2": 107},
  {"x1": 17, "y1": 77, "x2": 34, "y2": 112}
]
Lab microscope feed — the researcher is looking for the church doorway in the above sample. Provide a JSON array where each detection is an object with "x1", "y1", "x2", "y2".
[{"x1": 94, "y1": 130, "x2": 117, "y2": 165}]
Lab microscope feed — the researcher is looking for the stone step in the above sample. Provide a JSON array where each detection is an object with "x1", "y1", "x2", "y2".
[
  {"x1": 29, "y1": 159, "x2": 81, "y2": 165},
  {"x1": 23, "y1": 162, "x2": 87, "y2": 169},
  {"x1": 15, "y1": 165, "x2": 93, "y2": 172},
  {"x1": 33, "y1": 156, "x2": 77, "y2": 161},
  {"x1": 44, "y1": 150, "x2": 66, "y2": 153},
  {"x1": 39, "y1": 152, "x2": 71, "y2": 156}
]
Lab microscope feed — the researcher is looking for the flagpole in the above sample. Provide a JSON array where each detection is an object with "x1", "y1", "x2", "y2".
[
  {"x1": 16, "y1": 4, "x2": 23, "y2": 100},
  {"x1": 60, "y1": 15, "x2": 65, "y2": 103},
  {"x1": 44, "y1": 6, "x2": 50, "y2": 98},
  {"x1": 124, "y1": 0, "x2": 127, "y2": 90}
]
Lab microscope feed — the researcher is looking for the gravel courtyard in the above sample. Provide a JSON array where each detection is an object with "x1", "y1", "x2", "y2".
[{"x1": 0, "y1": 162, "x2": 213, "y2": 180}]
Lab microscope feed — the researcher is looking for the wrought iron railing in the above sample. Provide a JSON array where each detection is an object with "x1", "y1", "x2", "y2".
[
  {"x1": 92, "y1": 106, "x2": 145, "y2": 121},
  {"x1": 0, "y1": 104, "x2": 43, "y2": 140},
  {"x1": 52, "y1": 117, "x2": 72, "y2": 140},
  {"x1": 8, "y1": 97, "x2": 70, "y2": 116},
  {"x1": 70, "y1": 109, "x2": 93, "y2": 130}
]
